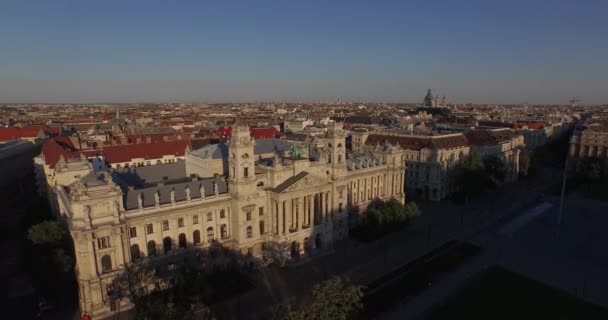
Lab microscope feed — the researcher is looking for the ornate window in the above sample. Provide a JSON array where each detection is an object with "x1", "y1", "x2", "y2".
[
  {"x1": 163, "y1": 237, "x2": 172, "y2": 253},
  {"x1": 207, "y1": 212, "x2": 213, "y2": 221},
  {"x1": 130, "y1": 244, "x2": 141, "y2": 261},
  {"x1": 146, "y1": 224, "x2": 154, "y2": 235},
  {"x1": 259, "y1": 221, "x2": 265, "y2": 234},
  {"x1": 221, "y1": 224, "x2": 228, "y2": 239},
  {"x1": 147, "y1": 241, "x2": 157, "y2": 257},
  {"x1": 101, "y1": 255, "x2": 112, "y2": 273},
  {"x1": 207, "y1": 227, "x2": 215, "y2": 242},
  {"x1": 128, "y1": 227, "x2": 137, "y2": 238},
  {"x1": 193, "y1": 230, "x2": 201, "y2": 245},
  {"x1": 178, "y1": 233, "x2": 186, "y2": 248},
  {"x1": 178, "y1": 218, "x2": 184, "y2": 228},
  {"x1": 259, "y1": 207, "x2": 264, "y2": 216},
  {"x1": 97, "y1": 236, "x2": 111, "y2": 249},
  {"x1": 220, "y1": 209, "x2": 226, "y2": 219},
  {"x1": 162, "y1": 220, "x2": 169, "y2": 231},
  {"x1": 192, "y1": 215, "x2": 199, "y2": 224},
  {"x1": 247, "y1": 226, "x2": 253, "y2": 238},
  {"x1": 246, "y1": 212, "x2": 252, "y2": 221}
]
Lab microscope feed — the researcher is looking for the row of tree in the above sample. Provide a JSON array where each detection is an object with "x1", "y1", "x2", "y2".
[{"x1": 351, "y1": 198, "x2": 421, "y2": 241}]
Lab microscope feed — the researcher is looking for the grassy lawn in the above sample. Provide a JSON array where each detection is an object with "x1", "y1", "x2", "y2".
[{"x1": 427, "y1": 266, "x2": 608, "y2": 320}]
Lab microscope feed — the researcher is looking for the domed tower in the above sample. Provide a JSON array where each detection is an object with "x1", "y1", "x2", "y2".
[
  {"x1": 227, "y1": 124, "x2": 261, "y2": 252},
  {"x1": 423, "y1": 89, "x2": 434, "y2": 107},
  {"x1": 228, "y1": 124, "x2": 256, "y2": 189}
]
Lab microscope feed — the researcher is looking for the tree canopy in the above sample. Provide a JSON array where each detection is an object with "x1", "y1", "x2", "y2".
[
  {"x1": 273, "y1": 277, "x2": 363, "y2": 320},
  {"x1": 28, "y1": 220, "x2": 65, "y2": 246}
]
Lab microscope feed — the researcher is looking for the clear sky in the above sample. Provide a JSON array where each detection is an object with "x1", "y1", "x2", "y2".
[{"x1": 1, "y1": 0, "x2": 606, "y2": 104}]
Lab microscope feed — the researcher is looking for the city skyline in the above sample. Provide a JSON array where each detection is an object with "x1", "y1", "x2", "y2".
[{"x1": 1, "y1": 0, "x2": 607, "y2": 104}]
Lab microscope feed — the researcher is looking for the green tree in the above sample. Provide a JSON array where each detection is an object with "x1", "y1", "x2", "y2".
[
  {"x1": 274, "y1": 277, "x2": 363, "y2": 320},
  {"x1": 28, "y1": 220, "x2": 65, "y2": 246},
  {"x1": 483, "y1": 155, "x2": 507, "y2": 186},
  {"x1": 578, "y1": 157, "x2": 603, "y2": 192},
  {"x1": 455, "y1": 153, "x2": 486, "y2": 203}
]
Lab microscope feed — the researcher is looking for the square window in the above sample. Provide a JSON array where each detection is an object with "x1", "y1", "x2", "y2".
[
  {"x1": 146, "y1": 224, "x2": 154, "y2": 234},
  {"x1": 258, "y1": 207, "x2": 264, "y2": 216},
  {"x1": 128, "y1": 227, "x2": 137, "y2": 238},
  {"x1": 162, "y1": 220, "x2": 169, "y2": 231},
  {"x1": 207, "y1": 212, "x2": 213, "y2": 221},
  {"x1": 178, "y1": 218, "x2": 184, "y2": 228},
  {"x1": 192, "y1": 215, "x2": 199, "y2": 224},
  {"x1": 97, "y1": 236, "x2": 111, "y2": 249}
]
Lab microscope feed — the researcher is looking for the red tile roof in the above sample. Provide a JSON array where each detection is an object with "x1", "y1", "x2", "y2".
[
  {"x1": 85, "y1": 140, "x2": 190, "y2": 163},
  {"x1": 41, "y1": 137, "x2": 82, "y2": 168},
  {"x1": 0, "y1": 126, "x2": 55, "y2": 141}
]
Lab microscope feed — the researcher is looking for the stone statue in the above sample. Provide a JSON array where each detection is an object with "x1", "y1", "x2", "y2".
[
  {"x1": 154, "y1": 191, "x2": 160, "y2": 207},
  {"x1": 170, "y1": 188, "x2": 176, "y2": 204},
  {"x1": 289, "y1": 144, "x2": 305, "y2": 160},
  {"x1": 200, "y1": 184, "x2": 205, "y2": 199},
  {"x1": 185, "y1": 186, "x2": 191, "y2": 201},
  {"x1": 138, "y1": 193, "x2": 143, "y2": 209},
  {"x1": 213, "y1": 181, "x2": 219, "y2": 196}
]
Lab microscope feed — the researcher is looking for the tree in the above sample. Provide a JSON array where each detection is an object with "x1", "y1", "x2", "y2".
[
  {"x1": 455, "y1": 153, "x2": 486, "y2": 203},
  {"x1": 262, "y1": 241, "x2": 291, "y2": 267},
  {"x1": 578, "y1": 157, "x2": 603, "y2": 192},
  {"x1": 28, "y1": 220, "x2": 65, "y2": 246},
  {"x1": 483, "y1": 155, "x2": 507, "y2": 186},
  {"x1": 273, "y1": 277, "x2": 363, "y2": 320}
]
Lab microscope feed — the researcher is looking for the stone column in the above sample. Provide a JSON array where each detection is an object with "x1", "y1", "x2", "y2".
[
  {"x1": 299, "y1": 197, "x2": 305, "y2": 229},
  {"x1": 272, "y1": 200, "x2": 278, "y2": 235},
  {"x1": 309, "y1": 195, "x2": 314, "y2": 226},
  {"x1": 280, "y1": 201, "x2": 285, "y2": 234}
]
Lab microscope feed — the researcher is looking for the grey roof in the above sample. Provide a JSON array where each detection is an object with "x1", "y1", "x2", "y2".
[
  {"x1": 273, "y1": 171, "x2": 309, "y2": 193},
  {"x1": 190, "y1": 139, "x2": 293, "y2": 160},
  {"x1": 123, "y1": 177, "x2": 228, "y2": 210},
  {"x1": 254, "y1": 139, "x2": 293, "y2": 155},
  {"x1": 81, "y1": 172, "x2": 108, "y2": 187},
  {"x1": 346, "y1": 153, "x2": 381, "y2": 171},
  {"x1": 113, "y1": 161, "x2": 187, "y2": 188},
  {"x1": 190, "y1": 143, "x2": 228, "y2": 159}
]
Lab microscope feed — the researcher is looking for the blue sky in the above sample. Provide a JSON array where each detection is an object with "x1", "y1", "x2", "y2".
[{"x1": 0, "y1": 0, "x2": 606, "y2": 104}]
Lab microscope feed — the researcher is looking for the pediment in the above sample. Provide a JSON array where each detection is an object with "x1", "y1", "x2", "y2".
[{"x1": 274, "y1": 171, "x2": 329, "y2": 194}]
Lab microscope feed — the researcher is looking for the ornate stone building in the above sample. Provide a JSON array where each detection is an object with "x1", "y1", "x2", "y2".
[
  {"x1": 569, "y1": 125, "x2": 608, "y2": 168},
  {"x1": 352, "y1": 128, "x2": 523, "y2": 201},
  {"x1": 35, "y1": 122, "x2": 406, "y2": 318}
]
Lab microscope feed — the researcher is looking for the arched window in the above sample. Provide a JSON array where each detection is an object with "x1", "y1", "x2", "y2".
[
  {"x1": 221, "y1": 224, "x2": 228, "y2": 239},
  {"x1": 193, "y1": 230, "x2": 201, "y2": 245},
  {"x1": 101, "y1": 255, "x2": 112, "y2": 273},
  {"x1": 338, "y1": 154, "x2": 342, "y2": 163},
  {"x1": 259, "y1": 221, "x2": 265, "y2": 234},
  {"x1": 163, "y1": 237, "x2": 172, "y2": 253},
  {"x1": 130, "y1": 244, "x2": 141, "y2": 261},
  {"x1": 338, "y1": 143, "x2": 342, "y2": 148},
  {"x1": 178, "y1": 233, "x2": 186, "y2": 249},
  {"x1": 207, "y1": 227, "x2": 215, "y2": 242},
  {"x1": 247, "y1": 226, "x2": 253, "y2": 238},
  {"x1": 147, "y1": 241, "x2": 157, "y2": 257},
  {"x1": 220, "y1": 209, "x2": 226, "y2": 219}
]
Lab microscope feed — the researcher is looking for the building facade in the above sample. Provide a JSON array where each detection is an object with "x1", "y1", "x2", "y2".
[{"x1": 35, "y1": 122, "x2": 406, "y2": 319}]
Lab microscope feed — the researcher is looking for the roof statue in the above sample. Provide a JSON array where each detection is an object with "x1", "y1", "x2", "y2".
[{"x1": 289, "y1": 144, "x2": 305, "y2": 160}]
